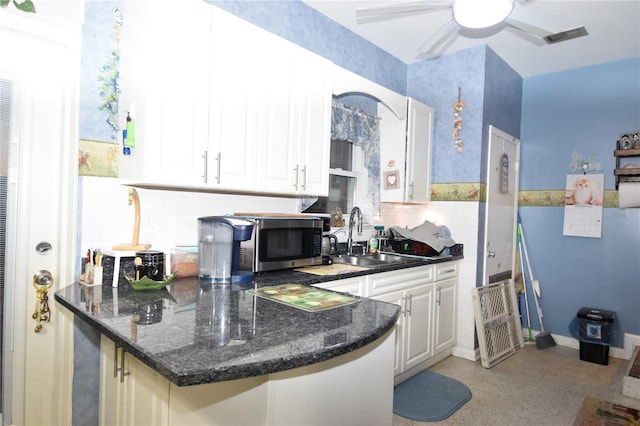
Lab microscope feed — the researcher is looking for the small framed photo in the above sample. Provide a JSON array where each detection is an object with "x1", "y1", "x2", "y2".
[{"x1": 383, "y1": 170, "x2": 400, "y2": 190}]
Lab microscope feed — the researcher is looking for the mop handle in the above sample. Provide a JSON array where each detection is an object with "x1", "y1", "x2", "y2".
[
  {"x1": 520, "y1": 224, "x2": 546, "y2": 332},
  {"x1": 519, "y1": 223, "x2": 536, "y2": 291},
  {"x1": 517, "y1": 227, "x2": 531, "y2": 328}
]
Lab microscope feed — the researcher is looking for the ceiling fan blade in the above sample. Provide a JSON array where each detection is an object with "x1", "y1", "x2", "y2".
[
  {"x1": 356, "y1": 1, "x2": 452, "y2": 24},
  {"x1": 415, "y1": 18, "x2": 459, "y2": 59},
  {"x1": 505, "y1": 18, "x2": 552, "y2": 41}
]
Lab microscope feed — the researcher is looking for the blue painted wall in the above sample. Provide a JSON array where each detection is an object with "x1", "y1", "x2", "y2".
[
  {"x1": 407, "y1": 46, "x2": 487, "y2": 183},
  {"x1": 207, "y1": 0, "x2": 407, "y2": 96},
  {"x1": 519, "y1": 58, "x2": 640, "y2": 347}
]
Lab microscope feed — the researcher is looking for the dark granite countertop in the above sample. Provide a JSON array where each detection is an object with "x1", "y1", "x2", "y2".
[{"x1": 54, "y1": 255, "x2": 460, "y2": 387}]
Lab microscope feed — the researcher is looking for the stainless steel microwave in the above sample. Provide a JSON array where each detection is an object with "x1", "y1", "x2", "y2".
[{"x1": 235, "y1": 215, "x2": 324, "y2": 272}]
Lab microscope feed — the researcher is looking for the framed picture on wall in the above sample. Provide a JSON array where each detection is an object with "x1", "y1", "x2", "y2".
[{"x1": 383, "y1": 170, "x2": 400, "y2": 190}]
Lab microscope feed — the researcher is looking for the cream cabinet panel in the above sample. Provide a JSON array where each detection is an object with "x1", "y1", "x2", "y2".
[
  {"x1": 208, "y1": 8, "x2": 265, "y2": 191},
  {"x1": 368, "y1": 265, "x2": 435, "y2": 376},
  {"x1": 366, "y1": 261, "x2": 458, "y2": 380},
  {"x1": 118, "y1": 0, "x2": 211, "y2": 185},
  {"x1": 287, "y1": 49, "x2": 332, "y2": 196},
  {"x1": 434, "y1": 277, "x2": 457, "y2": 355},
  {"x1": 379, "y1": 98, "x2": 434, "y2": 203},
  {"x1": 100, "y1": 336, "x2": 169, "y2": 426},
  {"x1": 312, "y1": 275, "x2": 365, "y2": 296},
  {"x1": 405, "y1": 98, "x2": 434, "y2": 202},
  {"x1": 367, "y1": 264, "x2": 434, "y2": 297},
  {"x1": 254, "y1": 37, "x2": 332, "y2": 196},
  {"x1": 403, "y1": 283, "x2": 435, "y2": 371},
  {"x1": 372, "y1": 289, "x2": 405, "y2": 376}
]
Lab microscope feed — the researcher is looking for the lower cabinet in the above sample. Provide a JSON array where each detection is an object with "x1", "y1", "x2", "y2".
[
  {"x1": 434, "y1": 277, "x2": 457, "y2": 354},
  {"x1": 314, "y1": 261, "x2": 458, "y2": 383},
  {"x1": 99, "y1": 335, "x2": 170, "y2": 426},
  {"x1": 312, "y1": 275, "x2": 365, "y2": 296},
  {"x1": 99, "y1": 330, "x2": 395, "y2": 425}
]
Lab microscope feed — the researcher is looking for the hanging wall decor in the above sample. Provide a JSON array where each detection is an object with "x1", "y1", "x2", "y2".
[
  {"x1": 569, "y1": 151, "x2": 601, "y2": 173},
  {"x1": 453, "y1": 86, "x2": 466, "y2": 153}
]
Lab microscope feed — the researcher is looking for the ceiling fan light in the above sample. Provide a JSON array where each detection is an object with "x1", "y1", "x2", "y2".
[{"x1": 453, "y1": 0, "x2": 515, "y2": 29}]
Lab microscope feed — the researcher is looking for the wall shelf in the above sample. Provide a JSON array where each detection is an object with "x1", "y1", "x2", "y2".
[{"x1": 614, "y1": 142, "x2": 640, "y2": 189}]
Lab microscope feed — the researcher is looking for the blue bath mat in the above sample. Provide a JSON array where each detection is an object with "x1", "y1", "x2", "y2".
[{"x1": 393, "y1": 370, "x2": 472, "y2": 422}]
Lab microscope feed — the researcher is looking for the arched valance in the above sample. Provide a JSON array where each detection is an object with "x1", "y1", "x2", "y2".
[{"x1": 331, "y1": 101, "x2": 381, "y2": 210}]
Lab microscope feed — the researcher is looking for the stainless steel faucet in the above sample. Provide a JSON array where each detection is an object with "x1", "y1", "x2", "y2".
[{"x1": 347, "y1": 206, "x2": 362, "y2": 255}]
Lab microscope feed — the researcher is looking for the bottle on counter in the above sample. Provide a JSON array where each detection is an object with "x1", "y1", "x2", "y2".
[{"x1": 368, "y1": 236, "x2": 379, "y2": 254}]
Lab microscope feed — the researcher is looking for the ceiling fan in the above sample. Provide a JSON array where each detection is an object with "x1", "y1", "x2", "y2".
[{"x1": 355, "y1": 0, "x2": 581, "y2": 59}]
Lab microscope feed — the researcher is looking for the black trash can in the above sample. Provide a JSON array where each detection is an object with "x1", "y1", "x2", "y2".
[{"x1": 577, "y1": 307, "x2": 615, "y2": 365}]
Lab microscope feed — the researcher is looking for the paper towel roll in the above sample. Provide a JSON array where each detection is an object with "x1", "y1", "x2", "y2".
[{"x1": 618, "y1": 182, "x2": 640, "y2": 208}]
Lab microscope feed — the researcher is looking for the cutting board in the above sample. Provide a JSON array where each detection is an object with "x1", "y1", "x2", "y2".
[{"x1": 295, "y1": 263, "x2": 368, "y2": 276}]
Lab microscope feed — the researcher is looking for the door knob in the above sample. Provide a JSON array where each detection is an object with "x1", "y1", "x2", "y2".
[
  {"x1": 32, "y1": 270, "x2": 54, "y2": 333},
  {"x1": 487, "y1": 251, "x2": 496, "y2": 258}
]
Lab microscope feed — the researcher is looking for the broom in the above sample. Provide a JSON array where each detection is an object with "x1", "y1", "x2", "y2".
[
  {"x1": 519, "y1": 221, "x2": 556, "y2": 349},
  {"x1": 517, "y1": 224, "x2": 534, "y2": 343}
]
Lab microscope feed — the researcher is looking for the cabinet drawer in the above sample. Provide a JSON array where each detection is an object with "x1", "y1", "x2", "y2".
[
  {"x1": 435, "y1": 262, "x2": 457, "y2": 281},
  {"x1": 367, "y1": 265, "x2": 434, "y2": 296},
  {"x1": 313, "y1": 276, "x2": 365, "y2": 296}
]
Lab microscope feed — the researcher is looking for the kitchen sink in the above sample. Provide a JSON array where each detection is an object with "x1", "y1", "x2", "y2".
[{"x1": 332, "y1": 253, "x2": 420, "y2": 268}]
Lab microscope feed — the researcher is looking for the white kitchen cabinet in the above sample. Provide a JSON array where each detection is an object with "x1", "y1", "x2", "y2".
[
  {"x1": 118, "y1": 0, "x2": 212, "y2": 186},
  {"x1": 311, "y1": 260, "x2": 458, "y2": 381},
  {"x1": 120, "y1": 0, "x2": 331, "y2": 196},
  {"x1": 312, "y1": 275, "x2": 366, "y2": 296},
  {"x1": 434, "y1": 277, "x2": 457, "y2": 354},
  {"x1": 208, "y1": 9, "x2": 331, "y2": 195},
  {"x1": 368, "y1": 266, "x2": 435, "y2": 376},
  {"x1": 379, "y1": 98, "x2": 434, "y2": 203},
  {"x1": 98, "y1": 328, "x2": 394, "y2": 425},
  {"x1": 250, "y1": 30, "x2": 332, "y2": 196},
  {"x1": 99, "y1": 335, "x2": 170, "y2": 425},
  {"x1": 433, "y1": 262, "x2": 458, "y2": 355},
  {"x1": 356, "y1": 261, "x2": 458, "y2": 383},
  {"x1": 284, "y1": 48, "x2": 332, "y2": 196}
]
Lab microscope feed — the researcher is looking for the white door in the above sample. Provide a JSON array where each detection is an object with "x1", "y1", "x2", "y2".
[
  {"x1": 482, "y1": 126, "x2": 520, "y2": 286},
  {"x1": 1, "y1": 7, "x2": 80, "y2": 425}
]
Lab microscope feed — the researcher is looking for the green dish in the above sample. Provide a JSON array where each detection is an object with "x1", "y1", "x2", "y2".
[{"x1": 125, "y1": 274, "x2": 176, "y2": 291}]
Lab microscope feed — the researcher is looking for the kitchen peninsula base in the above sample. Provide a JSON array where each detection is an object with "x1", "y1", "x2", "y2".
[{"x1": 100, "y1": 329, "x2": 395, "y2": 425}]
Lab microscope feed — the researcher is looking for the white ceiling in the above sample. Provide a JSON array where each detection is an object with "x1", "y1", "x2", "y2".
[{"x1": 303, "y1": 0, "x2": 640, "y2": 77}]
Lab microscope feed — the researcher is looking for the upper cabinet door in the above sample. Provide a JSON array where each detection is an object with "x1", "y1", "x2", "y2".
[
  {"x1": 379, "y1": 98, "x2": 434, "y2": 203},
  {"x1": 119, "y1": 1, "x2": 333, "y2": 196},
  {"x1": 405, "y1": 98, "x2": 434, "y2": 203},
  {"x1": 209, "y1": 6, "x2": 332, "y2": 196},
  {"x1": 208, "y1": 7, "x2": 265, "y2": 191},
  {"x1": 288, "y1": 47, "x2": 332, "y2": 196},
  {"x1": 119, "y1": 0, "x2": 211, "y2": 185}
]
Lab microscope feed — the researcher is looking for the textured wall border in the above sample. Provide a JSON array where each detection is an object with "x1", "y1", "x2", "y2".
[
  {"x1": 431, "y1": 182, "x2": 485, "y2": 202},
  {"x1": 431, "y1": 183, "x2": 620, "y2": 208}
]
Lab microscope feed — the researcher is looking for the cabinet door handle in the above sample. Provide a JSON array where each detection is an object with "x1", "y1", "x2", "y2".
[
  {"x1": 114, "y1": 344, "x2": 131, "y2": 383},
  {"x1": 406, "y1": 294, "x2": 413, "y2": 316},
  {"x1": 301, "y1": 165, "x2": 307, "y2": 191},
  {"x1": 436, "y1": 286, "x2": 442, "y2": 306},
  {"x1": 215, "y1": 152, "x2": 221, "y2": 184},
  {"x1": 408, "y1": 182, "x2": 414, "y2": 200},
  {"x1": 293, "y1": 164, "x2": 299, "y2": 190},
  {"x1": 202, "y1": 150, "x2": 208, "y2": 183},
  {"x1": 113, "y1": 343, "x2": 119, "y2": 378}
]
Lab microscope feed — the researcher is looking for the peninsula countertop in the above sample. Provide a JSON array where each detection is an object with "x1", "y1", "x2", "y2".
[{"x1": 54, "y1": 254, "x2": 460, "y2": 387}]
